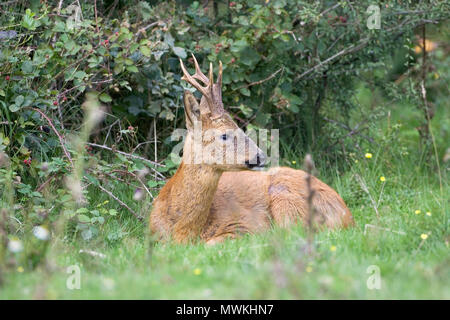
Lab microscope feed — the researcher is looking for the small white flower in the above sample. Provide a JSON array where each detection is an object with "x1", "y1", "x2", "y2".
[
  {"x1": 8, "y1": 239, "x2": 23, "y2": 253},
  {"x1": 102, "y1": 277, "x2": 115, "y2": 291},
  {"x1": 133, "y1": 189, "x2": 144, "y2": 201},
  {"x1": 137, "y1": 167, "x2": 149, "y2": 179},
  {"x1": 33, "y1": 226, "x2": 50, "y2": 240}
]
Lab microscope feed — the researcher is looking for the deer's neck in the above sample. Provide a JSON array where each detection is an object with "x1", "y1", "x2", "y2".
[{"x1": 164, "y1": 162, "x2": 222, "y2": 242}]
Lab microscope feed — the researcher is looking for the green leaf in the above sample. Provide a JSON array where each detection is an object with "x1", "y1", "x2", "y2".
[
  {"x1": 287, "y1": 104, "x2": 299, "y2": 113},
  {"x1": 76, "y1": 208, "x2": 90, "y2": 214},
  {"x1": 114, "y1": 63, "x2": 124, "y2": 74},
  {"x1": 21, "y1": 9, "x2": 36, "y2": 30},
  {"x1": 21, "y1": 61, "x2": 33, "y2": 73},
  {"x1": 99, "y1": 93, "x2": 112, "y2": 103},
  {"x1": 239, "y1": 47, "x2": 260, "y2": 66},
  {"x1": 15, "y1": 95, "x2": 24, "y2": 107},
  {"x1": 140, "y1": 46, "x2": 151, "y2": 57},
  {"x1": 172, "y1": 46, "x2": 187, "y2": 59},
  {"x1": 147, "y1": 180, "x2": 158, "y2": 188},
  {"x1": 130, "y1": 43, "x2": 140, "y2": 53},
  {"x1": 78, "y1": 214, "x2": 91, "y2": 223},
  {"x1": 9, "y1": 104, "x2": 20, "y2": 112},
  {"x1": 126, "y1": 65, "x2": 139, "y2": 73},
  {"x1": 81, "y1": 229, "x2": 93, "y2": 240},
  {"x1": 74, "y1": 71, "x2": 87, "y2": 80},
  {"x1": 239, "y1": 88, "x2": 251, "y2": 96}
]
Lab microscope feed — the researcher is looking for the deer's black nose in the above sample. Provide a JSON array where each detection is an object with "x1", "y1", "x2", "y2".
[{"x1": 245, "y1": 154, "x2": 266, "y2": 168}]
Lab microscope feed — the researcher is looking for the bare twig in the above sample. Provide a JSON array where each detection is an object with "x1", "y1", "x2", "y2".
[
  {"x1": 295, "y1": 18, "x2": 441, "y2": 83},
  {"x1": 364, "y1": 224, "x2": 406, "y2": 236},
  {"x1": 96, "y1": 184, "x2": 143, "y2": 222},
  {"x1": 414, "y1": 232, "x2": 431, "y2": 255},
  {"x1": 36, "y1": 175, "x2": 57, "y2": 192},
  {"x1": 420, "y1": 25, "x2": 443, "y2": 199},
  {"x1": 94, "y1": 0, "x2": 100, "y2": 36},
  {"x1": 131, "y1": 140, "x2": 156, "y2": 154},
  {"x1": 233, "y1": 68, "x2": 283, "y2": 92},
  {"x1": 58, "y1": 79, "x2": 113, "y2": 98},
  {"x1": 137, "y1": 21, "x2": 161, "y2": 36},
  {"x1": 57, "y1": 0, "x2": 64, "y2": 14},
  {"x1": 153, "y1": 117, "x2": 157, "y2": 164},
  {"x1": 86, "y1": 142, "x2": 163, "y2": 167},
  {"x1": 31, "y1": 108, "x2": 74, "y2": 169},
  {"x1": 79, "y1": 249, "x2": 106, "y2": 259},
  {"x1": 319, "y1": 3, "x2": 341, "y2": 17},
  {"x1": 304, "y1": 154, "x2": 316, "y2": 254},
  {"x1": 324, "y1": 117, "x2": 373, "y2": 150},
  {"x1": 86, "y1": 142, "x2": 165, "y2": 180},
  {"x1": 111, "y1": 169, "x2": 155, "y2": 200},
  {"x1": 0, "y1": 1, "x2": 21, "y2": 6},
  {"x1": 295, "y1": 39, "x2": 370, "y2": 82},
  {"x1": 355, "y1": 174, "x2": 379, "y2": 219}
]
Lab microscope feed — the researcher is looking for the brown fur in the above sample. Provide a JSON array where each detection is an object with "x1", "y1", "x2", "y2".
[
  {"x1": 150, "y1": 165, "x2": 354, "y2": 244},
  {"x1": 149, "y1": 57, "x2": 354, "y2": 244}
]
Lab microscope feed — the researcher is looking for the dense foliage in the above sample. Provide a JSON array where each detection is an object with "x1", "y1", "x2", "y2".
[{"x1": 1, "y1": 1, "x2": 448, "y2": 164}]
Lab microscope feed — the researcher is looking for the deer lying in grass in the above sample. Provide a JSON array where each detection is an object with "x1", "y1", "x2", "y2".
[{"x1": 150, "y1": 56, "x2": 353, "y2": 244}]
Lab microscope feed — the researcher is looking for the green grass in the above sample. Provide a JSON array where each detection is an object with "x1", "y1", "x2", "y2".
[
  {"x1": 1, "y1": 188, "x2": 448, "y2": 299},
  {"x1": 1, "y1": 114, "x2": 448, "y2": 300}
]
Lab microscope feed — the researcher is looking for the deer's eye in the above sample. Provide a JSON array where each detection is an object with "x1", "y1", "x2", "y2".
[{"x1": 220, "y1": 134, "x2": 228, "y2": 141}]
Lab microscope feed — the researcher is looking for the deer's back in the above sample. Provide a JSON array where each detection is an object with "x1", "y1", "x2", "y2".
[{"x1": 202, "y1": 167, "x2": 353, "y2": 241}]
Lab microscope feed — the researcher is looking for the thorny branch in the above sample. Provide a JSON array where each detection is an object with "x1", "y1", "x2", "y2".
[
  {"x1": 96, "y1": 183, "x2": 144, "y2": 222},
  {"x1": 31, "y1": 108, "x2": 74, "y2": 169}
]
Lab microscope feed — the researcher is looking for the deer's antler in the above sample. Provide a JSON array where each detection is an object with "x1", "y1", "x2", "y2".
[{"x1": 180, "y1": 54, "x2": 224, "y2": 118}]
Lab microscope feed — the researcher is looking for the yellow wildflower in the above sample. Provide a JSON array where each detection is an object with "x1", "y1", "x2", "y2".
[
  {"x1": 365, "y1": 153, "x2": 372, "y2": 159},
  {"x1": 193, "y1": 268, "x2": 202, "y2": 276},
  {"x1": 380, "y1": 176, "x2": 386, "y2": 182},
  {"x1": 306, "y1": 266, "x2": 313, "y2": 273},
  {"x1": 420, "y1": 234, "x2": 428, "y2": 240},
  {"x1": 292, "y1": 160, "x2": 296, "y2": 165},
  {"x1": 330, "y1": 245, "x2": 337, "y2": 252},
  {"x1": 426, "y1": 212, "x2": 432, "y2": 216},
  {"x1": 17, "y1": 266, "x2": 24, "y2": 273},
  {"x1": 415, "y1": 210, "x2": 421, "y2": 215}
]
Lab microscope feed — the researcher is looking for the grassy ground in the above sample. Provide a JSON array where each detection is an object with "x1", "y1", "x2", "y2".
[{"x1": 1, "y1": 91, "x2": 448, "y2": 299}]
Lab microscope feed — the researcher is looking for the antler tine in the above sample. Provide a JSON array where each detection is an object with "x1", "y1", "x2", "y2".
[
  {"x1": 191, "y1": 54, "x2": 209, "y2": 84},
  {"x1": 179, "y1": 58, "x2": 209, "y2": 97},
  {"x1": 179, "y1": 56, "x2": 224, "y2": 117},
  {"x1": 209, "y1": 62, "x2": 214, "y2": 85},
  {"x1": 217, "y1": 60, "x2": 222, "y2": 86}
]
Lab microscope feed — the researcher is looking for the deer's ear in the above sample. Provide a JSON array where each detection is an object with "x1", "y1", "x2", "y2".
[{"x1": 183, "y1": 91, "x2": 201, "y2": 130}]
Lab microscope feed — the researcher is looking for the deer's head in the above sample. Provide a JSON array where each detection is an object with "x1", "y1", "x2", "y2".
[{"x1": 180, "y1": 55, "x2": 265, "y2": 171}]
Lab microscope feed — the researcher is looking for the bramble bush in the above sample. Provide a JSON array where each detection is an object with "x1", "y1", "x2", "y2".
[{"x1": 1, "y1": 1, "x2": 448, "y2": 164}]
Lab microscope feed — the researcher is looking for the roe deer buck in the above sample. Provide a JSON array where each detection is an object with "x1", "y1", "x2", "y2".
[{"x1": 150, "y1": 55, "x2": 353, "y2": 244}]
